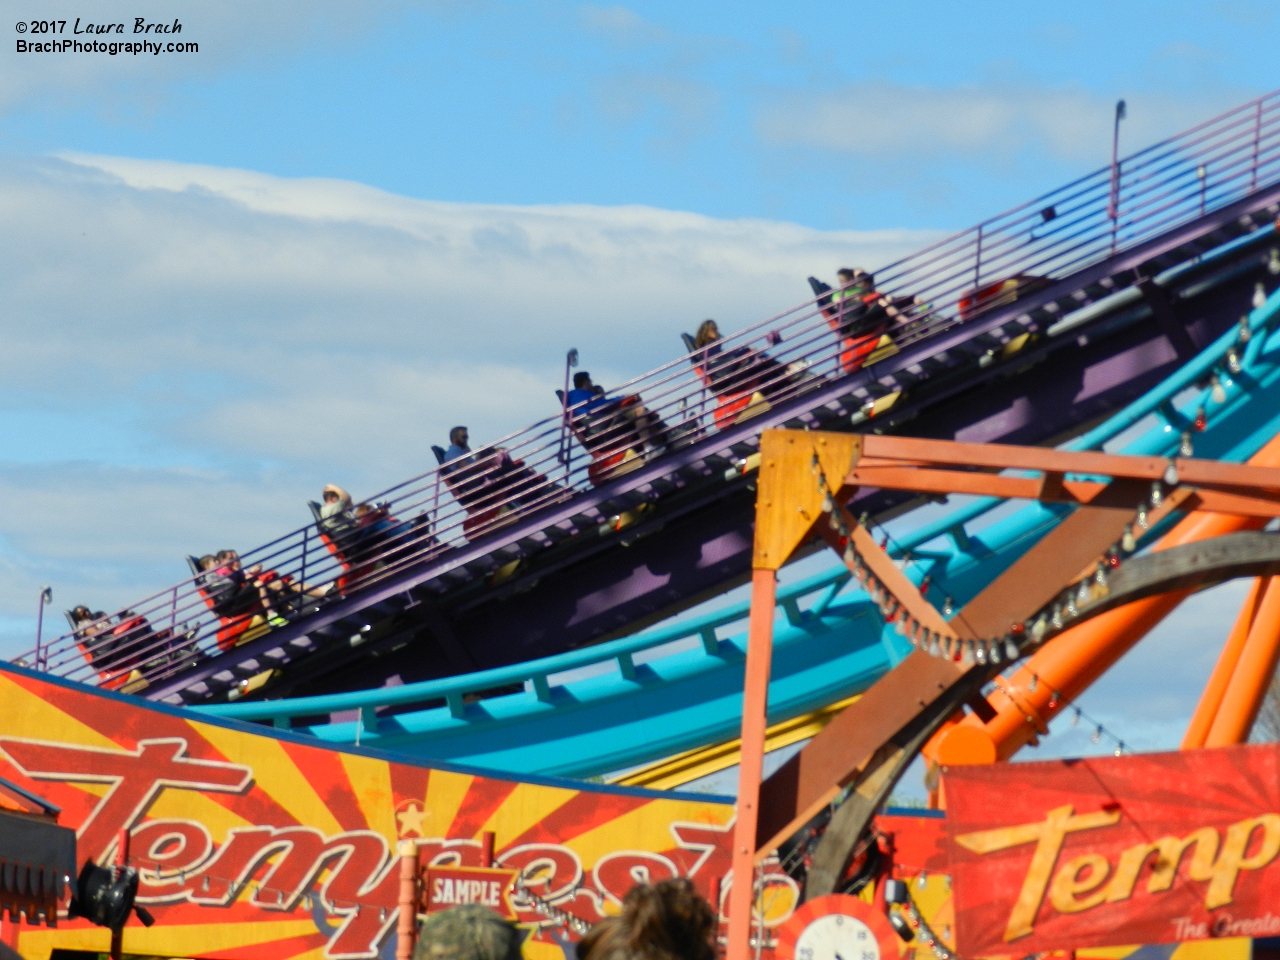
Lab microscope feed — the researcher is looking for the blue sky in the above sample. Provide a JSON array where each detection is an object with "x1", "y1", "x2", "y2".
[
  {"x1": 0, "y1": 0, "x2": 1277, "y2": 771},
  {"x1": 5, "y1": 1, "x2": 1276, "y2": 229}
]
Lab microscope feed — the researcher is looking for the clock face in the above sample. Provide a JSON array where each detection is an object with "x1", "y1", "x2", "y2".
[
  {"x1": 775, "y1": 894, "x2": 898, "y2": 960},
  {"x1": 794, "y1": 913, "x2": 881, "y2": 960}
]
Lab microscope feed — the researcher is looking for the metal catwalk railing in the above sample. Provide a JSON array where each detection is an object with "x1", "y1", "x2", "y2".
[
  {"x1": 191, "y1": 283, "x2": 1280, "y2": 778},
  {"x1": 18, "y1": 89, "x2": 1280, "y2": 697}
]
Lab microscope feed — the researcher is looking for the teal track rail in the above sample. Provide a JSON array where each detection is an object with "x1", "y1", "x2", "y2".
[{"x1": 198, "y1": 284, "x2": 1280, "y2": 779}]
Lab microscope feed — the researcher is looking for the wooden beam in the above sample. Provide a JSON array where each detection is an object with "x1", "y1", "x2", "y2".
[
  {"x1": 846, "y1": 467, "x2": 1280, "y2": 516},
  {"x1": 950, "y1": 502, "x2": 1135, "y2": 640},
  {"x1": 855, "y1": 434, "x2": 1280, "y2": 493},
  {"x1": 754, "y1": 650, "x2": 963, "y2": 854},
  {"x1": 753, "y1": 430, "x2": 862, "y2": 571},
  {"x1": 813, "y1": 507, "x2": 955, "y2": 637}
]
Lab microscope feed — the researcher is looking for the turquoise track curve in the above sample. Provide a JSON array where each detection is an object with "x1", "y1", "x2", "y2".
[{"x1": 199, "y1": 283, "x2": 1280, "y2": 780}]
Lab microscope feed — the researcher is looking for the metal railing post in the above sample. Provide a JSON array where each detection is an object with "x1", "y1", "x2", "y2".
[
  {"x1": 1110, "y1": 99, "x2": 1126, "y2": 255},
  {"x1": 300, "y1": 528, "x2": 309, "y2": 595},
  {"x1": 1254, "y1": 100, "x2": 1263, "y2": 193},
  {"x1": 430, "y1": 471, "x2": 442, "y2": 542},
  {"x1": 559, "y1": 348, "x2": 578, "y2": 482},
  {"x1": 34, "y1": 587, "x2": 51, "y2": 671},
  {"x1": 973, "y1": 224, "x2": 983, "y2": 290}
]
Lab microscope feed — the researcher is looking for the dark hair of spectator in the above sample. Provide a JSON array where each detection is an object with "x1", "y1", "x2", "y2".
[
  {"x1": 574, "y1": 371, "x2": 593, "y2": 389},
  {"x1": 579, "y1": 879, "x2": 716, "y2": 960},
  {"x1": 837, "y1": 267, "x2": 874, "y2": 287}
]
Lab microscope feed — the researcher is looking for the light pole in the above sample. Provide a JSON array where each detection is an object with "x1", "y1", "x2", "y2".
[
  {"x1": 34, "y1": 586, "x2": 52, "y2": 671},
  {"x1": 1109, "y1": 99, "x2": 1126, "y2": 252},
  {"x1": 558, "y1": 348, "x2": 579, "y2": 476}
]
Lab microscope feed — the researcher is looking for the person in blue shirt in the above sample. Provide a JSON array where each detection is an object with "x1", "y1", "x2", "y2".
[
  {"x1": 565, "y1": 372, "x2": 614, "y2": 415},
  {"x1": 564, "y1": 371, "x2": 670, "y2": 457}
]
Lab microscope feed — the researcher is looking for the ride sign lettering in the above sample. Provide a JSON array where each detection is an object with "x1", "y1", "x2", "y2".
[{"x1": 944, "y1": 744, "x2": 1280, "y2": 956}]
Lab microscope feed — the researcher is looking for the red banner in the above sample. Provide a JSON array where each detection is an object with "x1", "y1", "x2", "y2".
[{"x1": 943, "y1": 744, "x2": 1280, "y2": 956}]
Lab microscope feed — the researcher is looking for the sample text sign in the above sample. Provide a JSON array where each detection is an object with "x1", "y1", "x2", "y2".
[
  {"x1": 425, "y1": 867, "x2": 518, "y2": 919},
  {"x1": 944, "y1": 744, "x2": 1280, "y2": 956}
]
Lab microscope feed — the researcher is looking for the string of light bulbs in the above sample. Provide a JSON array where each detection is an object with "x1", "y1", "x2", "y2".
[
  {"x1": 812, "y1": 299, "x2": 1275, "y2": 666},
  {"x1": 809, "y1": 447, "x2": 1178, "y2": 671},
  {"x1": 1067, "y1": 701, "x2": 1128, "y2": 756},
  {"x1": 125, "y1": 853, "x2": 586, "y2": 930},
  {"x1": 513, "y1": 876, "x2": 593, "y2": 935},
  {"x1": 899, "y1": 883, "x2": 956, "y2": 960},
  {"x1": 985, "y1": 674, "x2": 1128, "y2": 756},
  {"x1": 128, "y1": 853, "x2": 390, "y2": 919}
]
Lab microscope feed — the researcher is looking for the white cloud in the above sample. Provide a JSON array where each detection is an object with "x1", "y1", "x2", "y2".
[
  {"x1": 0, "y1": 151, "x2": 938, "y2": 656},
  {"x1": 756, "y1": 82, "x2": 1250, "y2": 166},
  {"x1": 579, "y1": 5, "x2": 668, "y2": 45}
]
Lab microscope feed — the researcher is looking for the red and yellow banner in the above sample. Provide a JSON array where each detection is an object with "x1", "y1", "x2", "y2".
[
  {"x1": 944, "y1": 744, "x2": 1280, "y2": 956},
  {"x1": 0, "y1": 662, "x2": 774, "y2": 960}
]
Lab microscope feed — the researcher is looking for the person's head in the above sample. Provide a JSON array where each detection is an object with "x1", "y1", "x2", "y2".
[
  {"x1": 322, "y1": 484, "x2": 351, "y2": 508},
  {"x1": 355, "y1": 503, "x2": 372, "y2": 517},
  {"x1": 837, "y1": 267, "x2": 873, "y2": 292},
  {"x1": 70, "y1": 605, "x2": 92, "y2": 624},
  {"x1": 449, "y1": 426, "x2": 470, "y2": 450},
  {"x1": 573, "y1": 372, "x2": 594, "y2": 390},
  {"x1": 216, "y1": 549, "x2": 240, "y2": 569},
  {"x1": 576, "y1": 918, "x2": 618, "y2": 960},
  {"x1": 582, "y1": 879, "x2": 716, "y2": 960},
  {"x1": 694, "y1": 320, "x2": 720, "y2": 348},
  {"x1": 413, "y1": 905, "x2": 522, "y2": 960},
  {"x1": 198, "y1": 555, "x2": 217, "y2": 571}
]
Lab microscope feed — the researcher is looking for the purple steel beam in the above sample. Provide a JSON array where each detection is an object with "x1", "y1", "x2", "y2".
[{"x1": 295, "y1": 270, "x2": 1256, "y2": 698}]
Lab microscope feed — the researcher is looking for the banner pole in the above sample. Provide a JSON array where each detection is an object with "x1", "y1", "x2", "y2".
[
  {"x1": 725, "y1": 568, "x2": 777, "y2": 960},
  {"x1": 396, "y1": 840, "x2": 419, "y2": 960}
]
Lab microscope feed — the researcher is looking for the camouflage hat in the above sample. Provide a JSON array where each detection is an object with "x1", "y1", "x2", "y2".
[{"x1": 414, "y1": 904, "x2": 524, "y2": 960}]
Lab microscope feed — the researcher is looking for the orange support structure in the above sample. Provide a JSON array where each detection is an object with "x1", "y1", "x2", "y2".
[
  {"x1": 1183, "y1": 577, "x2": 1268, "y2": 749},
  {"x1": 930, "y1": 430, "x2": 1280, "y2": 766},
  {"x1": 1204, "y1": 577, "x2": 1280, "y2": 746},
  {"x1": 726, "y1": 568, "x2": 778, "y2": 960}
]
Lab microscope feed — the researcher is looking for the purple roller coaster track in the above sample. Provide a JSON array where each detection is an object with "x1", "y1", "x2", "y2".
[{"x1": 19, "y1": 89, "x2": 1280, "y2": 711}]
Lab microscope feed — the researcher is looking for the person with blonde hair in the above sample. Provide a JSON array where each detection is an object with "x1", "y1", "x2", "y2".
[{"x1": 690, "y1": 318, "x2": 785, "y2": 407}]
